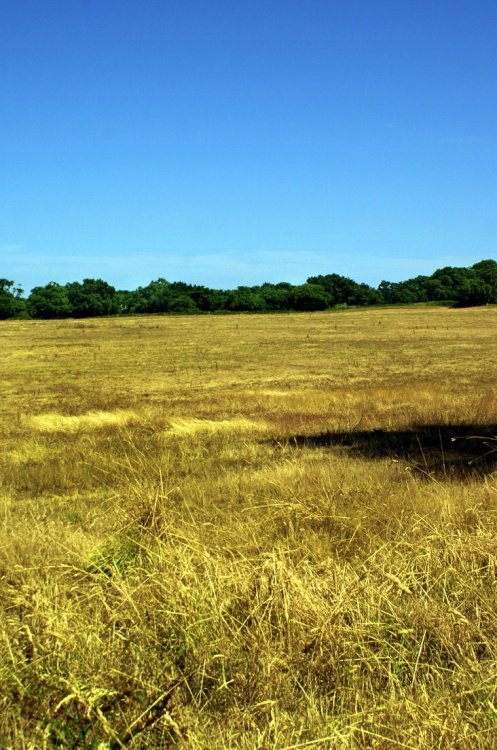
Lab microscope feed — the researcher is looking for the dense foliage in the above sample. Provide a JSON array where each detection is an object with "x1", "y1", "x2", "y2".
[
  {"x1": 0, "y1": 279, "x2": 26, "y2": 319},
  {"x1": 2, "y1": 260, "x2": 496, "y2": 319}
]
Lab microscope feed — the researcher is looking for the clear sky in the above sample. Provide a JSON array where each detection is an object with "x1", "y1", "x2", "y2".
[{"x1": 2, "y1": 0, "x2": 497, "y2": 293}]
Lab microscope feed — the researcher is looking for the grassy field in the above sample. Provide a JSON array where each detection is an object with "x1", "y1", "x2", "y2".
[{"x1": 1, "y1": 305, "x2": 497, "y2": 749}]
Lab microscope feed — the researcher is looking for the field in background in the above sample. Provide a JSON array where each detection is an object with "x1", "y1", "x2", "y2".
[{"x1": 1, "y1": 306, "x2": 497, "y2": 749}]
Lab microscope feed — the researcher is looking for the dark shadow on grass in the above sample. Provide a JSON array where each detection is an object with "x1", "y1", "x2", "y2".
[{"x1": 283, "y1": 424, "x2": 497, "y2": 479}]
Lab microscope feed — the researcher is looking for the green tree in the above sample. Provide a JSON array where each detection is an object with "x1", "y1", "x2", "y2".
[
  {"x1": 288, "y1": 283, "x2": 329, "y2": 311},
  {"x1": 115, "y1": 289, "x2": 136, "y2": 314},
  {"x1": 348, "y1": 282, "x2": 383, "y2": 306},
  {"x1": 259, "y1": 282, "x2": 292, "y2": 311},
  {"x1": 28, "y1": 282, "x2": 72, "y2": 319},
  {"x1": 188, "y1": 285, "x2": 218, "y2": 312},
  {"x1": 200, "y1": 288, "x2": 231, "y2": 311},
  {"x1": 471, "y1": 260, "x2": 497, "y2": 303},
  {"x1": 127, "y1": 278, "x2": 172, "y2": 313},
  {"x1": 430, "y1": 266, "x2": 473, "y2": 301},
  {"x1": 167, "y1": 295, "x2": 199, "y2": 313},
  {"x1": 377, "y1": 280, "x2": 397, "y2": 304},
  {"x1": 66, "y1": 279, "x2": 118, "y2": 317},
  {"x1": 0, "y1": 279, "x2": 26, "y2": 319},
  {"x1": 228, "y1": 286, "x2": 267, "y2": 312},
  {"x1": 307, "y1": 273, "x2": 380, "y2": 306},
  {"x1": 377, "y1": 277, "x2": 429, "y2": 304}
]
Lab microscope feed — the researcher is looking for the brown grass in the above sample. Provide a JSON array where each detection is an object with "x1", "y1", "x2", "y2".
[{"x1": 1, "y1": 306, "x2": 497, "y2": 748}]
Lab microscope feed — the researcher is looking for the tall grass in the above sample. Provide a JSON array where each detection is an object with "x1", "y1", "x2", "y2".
[{"x1": 1, "y1": 306, "x2": 497, "y2": 748}]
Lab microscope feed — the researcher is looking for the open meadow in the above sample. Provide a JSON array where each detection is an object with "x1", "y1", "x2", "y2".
[{"x1": 2, "y1": 305, "x2": 497, "y2": 749}]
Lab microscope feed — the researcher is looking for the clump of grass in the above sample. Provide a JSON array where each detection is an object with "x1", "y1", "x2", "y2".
[{"x1": 27, "y1": 409, "x2": 140, "y2": 433}]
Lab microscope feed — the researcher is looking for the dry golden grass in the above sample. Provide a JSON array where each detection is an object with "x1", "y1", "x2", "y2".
[{"x1": 1, "y1": 306, "x2": 497, "y2": 748}]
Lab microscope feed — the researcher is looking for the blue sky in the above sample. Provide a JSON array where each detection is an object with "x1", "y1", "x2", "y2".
[{"x1": 1, "y1": 0, "x2": 497, "y2": 293}]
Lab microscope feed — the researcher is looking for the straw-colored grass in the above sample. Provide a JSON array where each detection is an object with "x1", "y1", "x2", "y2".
[
  {"x1": 1, "y1": 306, "x2": 497, "y2": 748},
  {"x1": 27, "y1": 410, "x2": 140, "y2": 433}
]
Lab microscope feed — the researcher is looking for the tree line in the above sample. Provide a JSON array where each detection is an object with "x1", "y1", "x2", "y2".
[{"x1": 1, "y1": 259, "x2": 496, "y2": 320}]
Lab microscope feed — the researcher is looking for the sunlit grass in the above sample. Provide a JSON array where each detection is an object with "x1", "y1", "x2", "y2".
[{"x1": 1, "y1": 306, "x2": 497, "y2": 748}]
